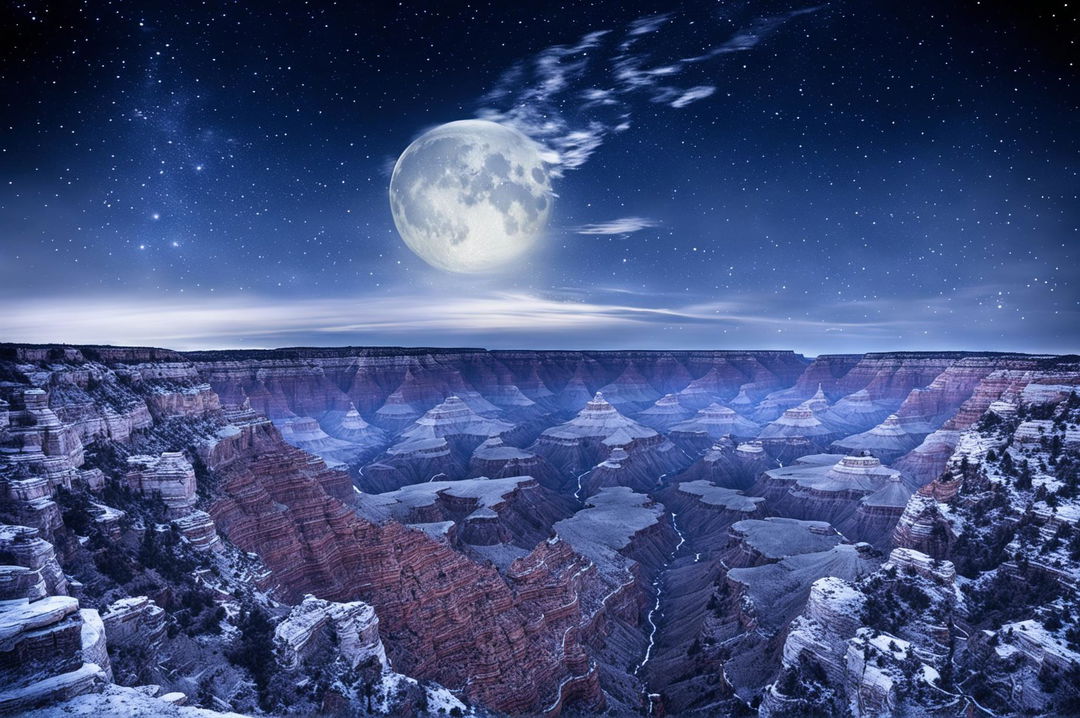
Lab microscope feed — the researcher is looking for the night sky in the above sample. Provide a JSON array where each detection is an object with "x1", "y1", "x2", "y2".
[{"x1": 2, "y1": 1, "x2": 1077, "y2": 354}]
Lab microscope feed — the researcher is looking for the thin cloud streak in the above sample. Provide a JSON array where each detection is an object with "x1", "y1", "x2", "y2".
[{"x1": 574, "y1": 217, "x2": 660, "y2": 235}]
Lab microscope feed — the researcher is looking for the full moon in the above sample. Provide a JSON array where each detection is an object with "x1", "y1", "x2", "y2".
[{"x1": 389, "y1": 119, "x2": 553, "y2": 273}]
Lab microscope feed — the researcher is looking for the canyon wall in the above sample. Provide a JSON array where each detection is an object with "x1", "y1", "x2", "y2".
[{"x1": 1, "y1": 343, "x2": 1077, "y2": 717}]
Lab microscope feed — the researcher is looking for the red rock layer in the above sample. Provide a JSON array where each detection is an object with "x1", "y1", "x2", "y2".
[{"x1": 205, "y1": 423, "x2": 605, "y2": 715}]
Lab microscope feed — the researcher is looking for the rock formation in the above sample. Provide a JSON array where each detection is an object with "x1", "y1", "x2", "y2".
[
  {"x1": 634, "y1": 393, "x2": 695, "y2": 432},
  {"x1": 530, "y1": 392, "x2": 686, "y2": 484},
  {"x1": 757, "y1": 405, "x2": 836, "y2": 460},
  {"x1": 672, "y1": 437, "x2": 773, "y2": 491},
  {"x1": 755, "y1": 454, "x2": 903, "y2": 543},
  {"x1": 815, "y1": 388, "x2": 894, "y2": 435},
  {"x1": 831, "y1": 413, "x2": 920, "y2": 463},
  {"x1": 1, "y1": 344, "x2": 1077, "y2": 717},
  {"x1": 596, "y1": 363, "x2": 662, "y2": 414},
  {"x1": 375, "y1": 475, "x2": 575, "y2": 559},
  {"x1": 667, "y1": 403, "x2": 760, "y2": 452},
  {"x1": 467, "y1": 436, "x2": 566, "y2": 491},
  {"x1": 125, "y1": 452, "x2": 221, "y2": 551}
]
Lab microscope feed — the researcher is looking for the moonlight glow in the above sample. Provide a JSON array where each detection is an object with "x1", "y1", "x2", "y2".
[{"x1": 389, "y1": 120, "x2": 553, "y2": 274}]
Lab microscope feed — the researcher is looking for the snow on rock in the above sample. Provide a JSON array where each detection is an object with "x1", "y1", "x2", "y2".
[
  {"x1": 125, "y1": 452, "x2": 197, "y2": 517},
  {"x1": 18, "y1": 683, "x2": 248, "y2": 718},
  {"x1": 0, "y1": 595, "x2": 113, "y2": 713},
  {"x1": 100, "y1": 596, "x2": 166, "y2": 653},
  {"x1": 726, "y1": 543, "x2": 880, "y2": 634},
  {"x1": 759, "y1": 406, "x2": 832, "y2": 437},
  {"x1": 274, "y1": 594, "x2": 386, "y2": 670},
  {"x1": 0, "y1": 524, "x2": 68, "y2": 597},
  {"x1": 676, "y1": 480, "x2": 765, "y2": 513},
  {"x1": 398, "y1": 395, "x2": 515, "y2": 444},
  {"x1": 530, "y1": 392, "x2": 686, "y2": 478},
  {"x1": 773, "y1": 576, "x2": 866, "y2": 694},
  {"x1": 539, "y1": 392, "x2": 658, "y2": 443},
  {"x1": 668, "y1": 403, "x2": 761, "y2": 448},
  {"x1": 727, "y1": 517, "x2": 842, "y2": 565},
  {"x1": 635, "y1": 393, "x2": 695, "y2": 432},
  {"x1": 831, "y1": 413, "x2": 921, "y2": 463},
  {"x1": 273, "y1": 595, "x2": 472, "y2": 715}
]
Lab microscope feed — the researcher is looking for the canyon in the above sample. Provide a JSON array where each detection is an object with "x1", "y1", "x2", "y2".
[{"x1": 1, "y1": 344, "x2": 1078, "y2": 716}]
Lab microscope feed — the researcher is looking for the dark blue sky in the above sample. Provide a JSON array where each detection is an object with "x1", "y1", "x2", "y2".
[{"x1": 2, "y1": 1, "x2": 1076, "y2": 353}]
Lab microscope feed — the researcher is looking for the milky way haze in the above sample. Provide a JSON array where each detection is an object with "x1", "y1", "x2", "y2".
[{"x1": 1, "y1": 0, "x2": 1076, "y2": 353}]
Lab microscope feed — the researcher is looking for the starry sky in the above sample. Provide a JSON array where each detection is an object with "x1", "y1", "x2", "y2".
[{"x1": 1, "y1": 0, "x2": 1077, "y2": 354}]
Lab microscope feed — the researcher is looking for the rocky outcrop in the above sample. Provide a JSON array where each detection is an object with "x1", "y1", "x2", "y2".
[
  {"x1": 467, "y1": 436, "x2": 566, "y2": 491},
  {"x1": 890, "y1": 481, "x2": 960, "y2": 558},
  {"x1": 0, "y1": 524, "x2": 111, "y2": 714},
  {"x1": 100, "y1": 596, "x2": 167, "y2": 667},
  {"x1": 970, "y1": 619, "x2": 1080, "y2": 715},
  {"x1": 275, "y1": 594, "x2": 385, "y2": 670},
  {"x1": 667, "y1": 403, "x2": 760, "y2": 452},
  {"x1": 275, "y1": 415, "x2": 382, "y2": 469},
  {"x1": 765, "y1": 547, "x2": 967, "y2": 717},
  {"x1": 891, "y1": 427, "x2": 962, "y2": 488},
  {"x1": 724, "y1": 517, "x2": 843, "y2": 568},
  {"x1": 578, "y1": 445, "x2": 652, "y2": 498},
  {"x1": 530, "y1": 392, "x2": 685, "y2": 480},
  {"x1": 760, "y1": 575, "x2": 865, "y2": 716},
  {"x1": 360, "y1": 438, "x2": 465, "y2": 492},
  {"x1": 125, "y1": 452, "x2": 220, "y2": 551},
  {"x1": 359, "y1": 395, "x2": 525, "y2": 491},
  {"x1": 0, "y1": 525, "x2": 68, "y2": 598},
  {"x1": 0, "y1": 596, "x2": 111, "y2": 713},
  {"x1": 125, "y1": 452, "x2": 197, "y2": 518},
  {"x1": 846, "y1": 474, "x2": 913, "y2": 549},
  {"x1": 370, "y1": 364, "x2": 501, "y2": 431},
  {"x1": 755, "y1": 454, "x2": 902, "y2": 539},
  {"x1": 555, "y1": 487, "x2": 678, "y2": 575},
  {"x1": 673, "y1": 438, "x2": 772, "y2": 491},
  {"x1": 206, "y1": 424, "x2": 610, "y2": 714},
  {"x1": 719, "y1": 543, "x2": 880, "y2": 700},
  {"x1": 757, "y1": 406, "x2": 836, "y2": 461},
  {"x1": 376, "y1": 475, "x2": 575, "y2": 553},
  {"x1": 727, "y1": 543, "x2": 880, "y2": 635},
  {"x1": 396, "y1": 395, "x2": 518, "y2": 448},
  {"x1": 634, "y1": 394, "x2": 694, "y2": 432},
  {"x1": 271, "y1": 594, "x2": 471, "y2": 715},
  {"x1": 661, "y1": 481, "x2": 766, "y2": 552},
  {"x1": 831, "y1": 413, "x2": 920, "y2": 463}
]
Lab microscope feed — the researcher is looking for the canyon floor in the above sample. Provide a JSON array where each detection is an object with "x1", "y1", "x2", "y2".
[{"x1": 1, "y1": 345, "x2": 1079, "y2": 717}]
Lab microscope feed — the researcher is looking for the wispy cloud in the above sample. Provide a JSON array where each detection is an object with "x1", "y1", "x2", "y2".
[
  {"x1": 3, "y1": 282, "x2": 1063, "y2": 355},
  {"x1": 666, "y1": 86, "x2": 716, "y2": 109},
  {"x1": 574, "y1": 217, "x2": 660, "y2": 235},
  {"x1": 477, "y1": 7, "x2": 818, "y2": 174}
]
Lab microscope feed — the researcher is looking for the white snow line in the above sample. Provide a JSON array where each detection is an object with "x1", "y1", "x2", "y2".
[
  {"x1": 574, "y1": 468, "x2": 592, "y2": 502},
  {"x1": 541, "y1": 665, "x2": 593, "y2": 714}
]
